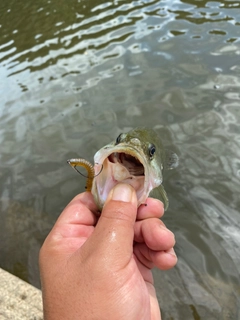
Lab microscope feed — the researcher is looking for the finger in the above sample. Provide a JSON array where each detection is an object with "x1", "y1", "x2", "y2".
[
  {"x1": 90, "y1": 183, "x2": 138, "y2": 264},
  {"x1": 137, "y1": 198, "x2": 164, "y2": 220},
  {"x1": 134, "y1": 218, "x2": 175, "y2": 251},
  {"x1": 134, "y1": 243, "x2": 177, "y2": 270},
  {"x1": 133, "y1": 255, "x2": 154, "y2": 283},
  {"x1": 47, "y1": 192, "x2": 98, "y2": 242},
  {"x1": 56, "y1": 192, "x2": 98, "y2": 227}
]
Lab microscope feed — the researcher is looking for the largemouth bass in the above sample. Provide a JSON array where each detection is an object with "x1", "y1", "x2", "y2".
[{"x1": 68, "y1": 127, "x2": 178, "y2": 210}]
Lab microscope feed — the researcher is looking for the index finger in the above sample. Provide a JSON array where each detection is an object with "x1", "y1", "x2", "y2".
[
  {"x1": 137, "y1": 198, "x2": 164, "y2": 220},
  {"x1": 56, "y1": 192, "x2": 98, "y2": 227}
]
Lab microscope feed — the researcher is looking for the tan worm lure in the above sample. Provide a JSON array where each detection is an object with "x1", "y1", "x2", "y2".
[{"x1": 67, "y1": 158, "x2": 95, "y2": 191}]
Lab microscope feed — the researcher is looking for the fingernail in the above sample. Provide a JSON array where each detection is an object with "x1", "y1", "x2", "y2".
[
  {"x1": 111, "y1": 183, "x2": 133, "y2": 202},
  {"x1": 167, "y1": 248, "x2": 177, "y2": 258}
]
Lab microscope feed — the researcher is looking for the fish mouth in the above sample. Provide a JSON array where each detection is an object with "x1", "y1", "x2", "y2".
[
  {"x1": 108, "y1": 152, "x2": 144, "y2": 176},
  {"x1": 92, "y1": 145, "x2": 153, "y2": 208}
]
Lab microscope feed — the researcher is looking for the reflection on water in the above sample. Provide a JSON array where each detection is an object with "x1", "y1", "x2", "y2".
[{"x1": 0, "y1": 0, "x2": 240, "y2": 318}]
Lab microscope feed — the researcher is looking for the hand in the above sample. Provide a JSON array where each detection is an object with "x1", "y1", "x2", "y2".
[{"x1": 39, "y1": 183, "x2": 177, "y2": 320}]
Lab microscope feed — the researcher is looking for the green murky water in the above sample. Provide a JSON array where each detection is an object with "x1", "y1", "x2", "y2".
[{"x1": 1, "y1": 1, "x2": 240, "y2": 319}]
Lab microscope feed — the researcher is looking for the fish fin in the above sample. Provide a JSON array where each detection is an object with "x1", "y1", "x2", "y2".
[
  {"x1": 165, "y1": 150, "x2": 179, "y2": 170},
  {"x1": 149, "y1": 185, "x2": 169, "y2": 211}
]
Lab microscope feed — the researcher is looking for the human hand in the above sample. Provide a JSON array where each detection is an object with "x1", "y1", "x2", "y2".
[{"x1": 39, "y1": 183, "x2": 177, "y2": 320}]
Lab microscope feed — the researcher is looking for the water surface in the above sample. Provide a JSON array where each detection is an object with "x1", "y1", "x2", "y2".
[{"x1": 1, "y1": 0, "x2": 240, "y2": 319}]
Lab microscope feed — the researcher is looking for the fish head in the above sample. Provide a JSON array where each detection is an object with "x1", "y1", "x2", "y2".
[{"x1": 92, "y1": 128, "x2": 168, "y2": 209}]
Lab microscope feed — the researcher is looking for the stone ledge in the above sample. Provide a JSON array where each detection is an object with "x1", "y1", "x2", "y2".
[{"x1": 0, "y1": 268, "x2": 43, "y2": 320}]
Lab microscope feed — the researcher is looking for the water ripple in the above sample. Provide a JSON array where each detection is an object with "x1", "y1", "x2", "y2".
[{"x1": 1, "y1": 0, "x2": 239, "y2": 78}]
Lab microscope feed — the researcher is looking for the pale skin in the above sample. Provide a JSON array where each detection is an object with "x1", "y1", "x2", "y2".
[{"x1": 39, "y1": 183, "x2": 177, "y2": 320}]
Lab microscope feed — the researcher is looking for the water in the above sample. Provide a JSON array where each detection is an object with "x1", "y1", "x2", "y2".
[{"x1": 1, "y1": 0, "x2": 240, "y2": 318}]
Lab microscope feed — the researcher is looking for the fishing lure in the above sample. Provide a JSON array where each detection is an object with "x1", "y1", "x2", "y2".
[{"x1": 67, "y1": 158, "x2": 102, "y2": 191}]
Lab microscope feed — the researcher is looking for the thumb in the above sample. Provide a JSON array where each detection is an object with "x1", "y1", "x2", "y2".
[{"x1": 93, "y1": 183, "x2": 138, "y2": 263}]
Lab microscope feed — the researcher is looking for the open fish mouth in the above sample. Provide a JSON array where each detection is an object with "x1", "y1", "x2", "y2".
[
  {"x1": 108, "y1": 152, "x2": 144, "y2": 176},
  {"x1": 92, "y1": 146, "x2": 152, "y2": 208}
]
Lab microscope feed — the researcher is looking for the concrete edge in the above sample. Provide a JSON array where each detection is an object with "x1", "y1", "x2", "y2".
[{"x1": 0, "y1": 268, "x2": 43, "y2": 320}]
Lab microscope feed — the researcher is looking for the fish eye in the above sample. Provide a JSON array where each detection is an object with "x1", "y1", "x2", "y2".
[
  {"x1": 149, "y1": 144, "x2": 156, "y2": 159},
  {"x1": 116, "y1": 133, "x2": 123, "y2": 145}
]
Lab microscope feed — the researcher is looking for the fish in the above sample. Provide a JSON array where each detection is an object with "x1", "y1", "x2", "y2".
[{"x1": 68, "y1": 127, "x2": 178, "y2": 210}]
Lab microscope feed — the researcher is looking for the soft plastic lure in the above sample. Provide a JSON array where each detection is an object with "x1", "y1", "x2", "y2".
[{"x1": 67, "y1": 158, "x2": 95, "y2": 191}]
